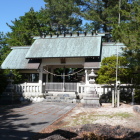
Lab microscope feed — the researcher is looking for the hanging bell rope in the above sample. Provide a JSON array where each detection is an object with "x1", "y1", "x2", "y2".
[{"x1": 44, "y1": 69, "x2": 84, "y2": 77}]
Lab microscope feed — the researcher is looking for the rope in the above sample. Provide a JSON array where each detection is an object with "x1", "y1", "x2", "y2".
[{"x1": 44, "y1": 69, "x2": 84, "y2": 77}]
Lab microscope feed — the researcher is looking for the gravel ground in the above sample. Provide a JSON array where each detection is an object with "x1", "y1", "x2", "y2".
[
  {"x1": 32, "y1": 103, "x2": 140, "y2": 140},
  {"x1": 65, "y1": 103, "x2": 140, "y2": 130}
]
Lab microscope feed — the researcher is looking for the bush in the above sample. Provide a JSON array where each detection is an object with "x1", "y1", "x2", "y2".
[
  {"x1": 134, "y1": 89, "x2": 140, "y2": 104},
  {"x1": 120, "y1": 90, "x2": 132, "y2": 103}
]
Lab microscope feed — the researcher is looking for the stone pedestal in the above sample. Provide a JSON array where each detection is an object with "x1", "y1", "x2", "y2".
[
  {"x1": 82, "y1": 86, "x2": 100, "y2": 107},
  {"x1": 0, "y1": 79, "x2": 21, "y2": 105}
]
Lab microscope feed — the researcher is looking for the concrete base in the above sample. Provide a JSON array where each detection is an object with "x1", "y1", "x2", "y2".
[
  {"x1": 81, "y1": 84, "x2": 100, "y2": 107},
  {"x1": 22, "y1": 92, "x2": 45, "y2": 103},
  {"x1": 82, "y1": 103, "x2": 100, "y2": 108},
  {"x1": 81, "y1": 98, "x2": 100, "y2": 107},
  {"x1": 47, "y1": 91, "x2": 76, "y2": 95}
]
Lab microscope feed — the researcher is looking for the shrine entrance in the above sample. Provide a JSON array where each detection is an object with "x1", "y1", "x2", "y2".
[{"x1": 43, "y1": 66, "x2": 85, "y2": 92}]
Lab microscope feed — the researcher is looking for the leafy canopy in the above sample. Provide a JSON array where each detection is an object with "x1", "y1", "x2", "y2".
[{"x1": 96, "y1": 55, "x2": 132, "y2": 84}]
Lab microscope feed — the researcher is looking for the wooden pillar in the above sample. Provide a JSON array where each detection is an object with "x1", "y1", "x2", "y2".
[
  {"x1": 50, "y1": 68, "x2": 53, "y2": 82},
  {"x1": 24, "y1": 82, "x2": 27, "y2": 92},
  {"x1": 39, "y1": 67, "x2": 43, "y2": 93},
  {"x1": 62, "y1": 67, "x2": 65, "y2": 92},
  {"x1": 85, "y1": 69, "x2": 88, "y2": 84},
  {"x1": 46, "y1": 67, "x2": 48, "y2": 82},
  {"x1": 77, "y1": 83, "x2": 79, "y2": 93}
]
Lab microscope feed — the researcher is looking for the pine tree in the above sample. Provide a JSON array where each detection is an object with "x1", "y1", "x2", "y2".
[
  {"x1": 0, "y1": 32, "x2": 9, "y2": 94},
  {"x1": 6, "y1": 8, "x2": 51, "y2": 46},
  {"x1": 112, "y1": 0, "x2": 140, "y2": 74},
  {"x1": 0, "y1": 32, "x2": 10, "y2": 65},
  {"x1": 43, "y1": 0, "x2": 82, "y2": 33},
  {"x1": 79, "y1": 0, "x2": 119, "y2": 32}
]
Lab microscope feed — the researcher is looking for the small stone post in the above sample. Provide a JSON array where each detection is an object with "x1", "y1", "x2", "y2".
[
  {"x1": 131, "y1": 88, "x2": 135, "y2": 105},
  {"x1": 85, "y1": 69, "x2": 88, "y2": 84},
  {"x1": 117, "y1": 88, "x2": 120, "y2": 107},
  {"x1": 112, "y1": 90, "x2": 115, "y2": 107},
  {"x1": 39, "y1": 67, "x2": 43, "y2": 93}
]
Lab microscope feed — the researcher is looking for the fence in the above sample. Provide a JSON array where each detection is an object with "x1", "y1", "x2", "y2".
[
  {"x1": 78, "y1": 84, "x2": 134, "y2": 96},
  {"x1": 45, "y1": 82, "x2": 79, "y2": 92},
  {"x1": 14, "y1": 82, "x2": 134, "y2": 95},
  {"x1": 14, "y1": 82, "x2": 40, "y2": 93}
]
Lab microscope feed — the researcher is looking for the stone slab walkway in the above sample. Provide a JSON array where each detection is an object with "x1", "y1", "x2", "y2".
[{"x1": 0, "y1": 101, "x2": 76, "y2": 140}]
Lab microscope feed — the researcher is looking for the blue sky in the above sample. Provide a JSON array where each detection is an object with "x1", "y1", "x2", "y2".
[{"x1": 0, "y1": 0, "x2": 46, "y2": 33}]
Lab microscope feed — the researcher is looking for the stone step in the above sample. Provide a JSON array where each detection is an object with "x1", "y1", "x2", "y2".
[
  {"x1": 2, "y1": 92, "x2": 15, "y2": 95},
  {"x1": 44, "y1": 96, "x2": 77, "y2": 103},
  {"x1": 5, "y1": 89, "x2": 14, "y2": 92},
  {"x1": 44, "y1": 91, "x2": 78, "y2": 103},
  {"x1": 45, "y1": 93, "x2": 76, "y2": 98},
  {"x1": 6, "y1": 85, "x2": 14, "y2": 87},
  {"x1": 47, "y1": 91, "x2": 76, "y2": 97},
  {"x1": 44, "y1": 93, "x2": 53, "y2": 96},
  {"x1": 84, "y1": 94, "x2": 99, "y2": 98},
  {"x1": 47, "y1": 91, "x2": 76, "y2": 94},
  {"x1": 45, "y1": 96, "x2": 75, "y2": 100},
  {"x1": 83, "y1": 97, "x2": 99, "y2": 100},
  {"x1": 45, "y1": 99, "x2": 74, "y2": 103}
]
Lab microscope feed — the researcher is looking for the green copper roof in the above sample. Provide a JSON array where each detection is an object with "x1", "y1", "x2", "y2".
[
  {"x1": 26, "y1": 36, "x2": 102, "y2": 58},
  {"x1": 101, "y1": 43, "x2": 125, "y2": 61},
  {"x1": 1, "y1": 46, "x2": 40, "y2": 69}
]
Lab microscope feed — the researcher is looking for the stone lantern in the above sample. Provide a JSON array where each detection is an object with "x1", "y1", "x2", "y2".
[
  {"x1": 82, "y1": 69, "x2": 100, "y2": 107},
  {"x1": 88, "y1": 69, "x2": 97, "y2": 84}
]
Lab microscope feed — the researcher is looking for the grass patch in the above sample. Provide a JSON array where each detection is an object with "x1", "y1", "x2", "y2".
[
  {"x1": 112, "y1": 112, "x2": 132, "y2": 118},
  {"x1": 66, "y1": 112, "x2": 133, "y2": 127}
]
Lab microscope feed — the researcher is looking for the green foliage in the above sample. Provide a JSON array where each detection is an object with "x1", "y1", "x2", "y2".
[
  {"x1": 4, "y1": 69, "x2": 23, "y2": 84},
  {"x1": 82, "y1": 23, "x2": 95, "y2": 32},
  {"x1": 0, "y1": 32, "x2": 7, "y2": 48},
  {"x1": 134, "y1": 89, "x2": 140, "y2": 103},
  {"x1": 43, "y1": 0, "x2": 82, "y2": 33},
  {"x1": 79, "y1": 0, "x2": 121, "y2": 32},
  {"x1": 6, "y1": 8, "x2": 51, "y2": 46},
  {"x1": 6, "y1": 2, "x2": 83, "y2": 46},
  {"x1": 1, "y1": 0, "x2": 140, "y2": 87},
  {"x1": 111, "y1": 1, "x2": 140, "y2": 76},
  {"x1": 0, "y1": 32, "x2": 11, "y2": 65},
  {"x1": 0, "y1": 32, "x2": 10, "y2": 95},
  {"x1": 96, "y1": 55, "x2": 132, "y2": 84},
  {"x1": 0, "y1": 46, "x2": 11, "y2": 66}
]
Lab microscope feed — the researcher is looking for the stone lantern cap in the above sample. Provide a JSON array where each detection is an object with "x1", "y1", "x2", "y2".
[{"x1": 88, "y1": 69, "x2": 97, "y2": 77}]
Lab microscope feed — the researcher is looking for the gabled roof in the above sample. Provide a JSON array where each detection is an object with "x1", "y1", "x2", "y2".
[
  {"x1": 1, "y1": 34, "x2": 126, "y2": 70},
  {"x1": 1, "y1": 47, "x2": 40, "y2": 69},
  {"x1": 26, "y1": 35, "x2": 102, "y2": 59}
]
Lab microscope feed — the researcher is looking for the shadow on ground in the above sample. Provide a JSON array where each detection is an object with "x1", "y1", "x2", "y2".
[
  {"x1": 32, "y1": 123, "x2": 140, "y2": 140},
  {"x1": 0, "y1": 102, "x2": 76, "y2": 140},
  {"x1": 0, "y1": 103, "x2": 48, "y2": 140},
  {"x1": 31, "y1": 129, "x2": 78, "y2": 140}
]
